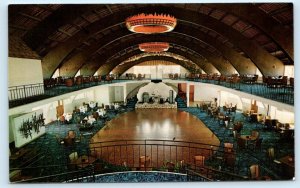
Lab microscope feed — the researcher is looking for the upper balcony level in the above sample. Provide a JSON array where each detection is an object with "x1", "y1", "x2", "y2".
[{"x1": 8, "y1": 74, "x2": 294, "y2": 109}]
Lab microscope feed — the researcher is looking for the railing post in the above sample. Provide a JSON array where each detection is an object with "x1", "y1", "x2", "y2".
[
  {"x1": 23, "y1": 85, "x2": 26, "y2": 99},
  {"x1": 144, "y1": 139, "x2": 146, "y2": 172}
]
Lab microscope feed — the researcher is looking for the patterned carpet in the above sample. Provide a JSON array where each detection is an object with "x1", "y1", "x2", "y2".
[
  {"x1": 181, "y1": 107, "x2": 294, "y2": 179},
  {"x1": 10, "y1": 103, "x2": 294, "y2": 181}
]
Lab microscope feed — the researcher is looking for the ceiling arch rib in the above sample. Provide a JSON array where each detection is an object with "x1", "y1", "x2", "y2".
[
  {"x1": 37, "y1": 5, "x2": 285, "y2": 78},
  {"x1": 91, "y1": 33, "x2": 236, "y2": 75},
  {"x1": 59, "y1": 28, "x2": 238, "y2": 77},
  {"x1": 58, "y1": 24, "x2": 243, "y2": 78},
  {"x1": 176, "y1": 23, "x2": 257, "y2": 74},
  {"x1": 23, "y1": 5, "x2": 107, "y2": 50},
  {"x1": 71, "y1": 34, "x2": 235, "y2": 77},
  {"x1": 108, "y1": 52, "x2": 201, "y2": 75},
  {"x1": 206, "y1": 3, "x2": 293, "y2": 62},
  {"x1": 98, "y1": 52, "x2": 194, "y2": 76},
  {"x1": 56, "y1": 29, "x2": 133, "y2": 77},
  {"x1": 111, "y1": 56, "x2": 196, "y2": 76},
  {"x1": 82, "y1": 47, "x2": 219, "y2": 77}
]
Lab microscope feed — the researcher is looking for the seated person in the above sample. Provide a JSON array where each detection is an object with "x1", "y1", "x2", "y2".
[{"x1": 211, "y1": 98, "x2": 218, "y2": 110}]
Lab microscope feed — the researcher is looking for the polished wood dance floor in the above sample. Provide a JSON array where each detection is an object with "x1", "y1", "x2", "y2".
[{"x1": 90, "y1": 109, "x2": 220, "y2": 169}]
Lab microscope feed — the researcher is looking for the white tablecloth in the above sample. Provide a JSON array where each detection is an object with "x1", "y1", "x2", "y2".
[
  {"x1": 87, "y1": 117, "x2": 96, "y2": 124},
  {"x1": 64, "y1": 113, "x2": 72, "y2": 122},
  {"x1": 89, "y1": 101, "x2": 96, "y2": 108},
  {"x1": 79, "y1": 106, "x2": 87, "y2": 113},
  {"x1": 97, "y1": 109, "x2": 106, "y2": 116}
]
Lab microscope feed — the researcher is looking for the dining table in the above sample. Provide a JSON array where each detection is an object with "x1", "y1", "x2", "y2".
[
  {"x1": 89, "y1": 101, "x2": 96, "y2": 109},
  {"x1": 240, "y1": 135, "x2": 256, "y2": 148},
  {"x1": 79, "y1": 106, "x2": 87, "y2": 113},
  {"x1": 63, "y1": 113, "x2": 73, "y2": 122}
]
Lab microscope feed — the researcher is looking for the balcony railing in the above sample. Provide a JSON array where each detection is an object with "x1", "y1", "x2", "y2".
[
  {"x1": 8, "y1": 76, "x2": 294, "y2": 108},
  {"x1": 11, "y1": 139, "x2": 278, "y2": 183}
]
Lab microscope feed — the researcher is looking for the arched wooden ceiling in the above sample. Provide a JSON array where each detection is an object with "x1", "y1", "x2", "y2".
[
  {"x1": 9, "y1": 3, "x2": 293, "y2": 78},
  {"x1": 111, "y1": 56, "x2": 198, "y2": 76}
]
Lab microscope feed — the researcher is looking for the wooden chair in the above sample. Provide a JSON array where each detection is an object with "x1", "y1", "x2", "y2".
[
  {"x1": 166, "y1": 161, "x2": 175, "y2": 172},
  {"x1": 139, "y1": 156, "x2": 151, "y2": 171},
  {"x1": 249, "y1": 164, "x2": 260, "y2": 179},
  {"x1": 248, "y1": 138, "x2": 263, "y2": 151},
  {"x1": 194, "y1": 155, "x2": 205, "y2": 167},
  {"x1": 59, "y1": 115, "x2": 65, "y2": 124},
  {"x1": 237, "y1": 137, "x2": 246, "y2": 150},
  {"x1": 92, "y1": 112, "x2": 99, "y2": 120},
  {"x1": 290, "y1": 77, "x2": 294, "y2": 88},
  {"x1": 67, "y1": 130, "x2": 76, "y2": 139},
  {"x1": 251, "y1": 130, "x2": 260, "y2": 139},
  {"x1": 64, "y1": 137, "x2": 75, "y2": 146},
  {"x1": 233, "y1": 130, "x2": 240, "y2": 140},
  {"x1": 224, "y1": 152, "x2": 236, "y2": 172},
  {"x1": 69, "y1": 152, "x2": 78, "y2": 162},
  {"x1": 267, "y1": 147, "x2": 275, "y2": 162},
  {"x1": 174, "y1": 73, "x2": 179, "y2": 79},
  {"x1": 264, "y1": 119, "x2": 273, "y2": 130},
  {"x1": 194, "y1": 155, "x2": 210, "y2": 176},
  {"x1": 68, "y1": 152, "x2": 78, "y2": 170},
  {"x1": 233, "y1": 122, "x2": 243, "y2": 133}
]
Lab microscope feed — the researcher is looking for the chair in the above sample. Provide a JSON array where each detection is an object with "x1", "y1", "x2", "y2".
[
  {"x1": 267, "y1": 147, "x2": 275, "y2": 163},
  {"x1": 271, "y1": 119, "x2": 278, "y2": 129},
  {"x1": 64, "y1": 137, "x2": 75, "y2": 146},
  {"x1": 237, "y1": 137, "x2": 246, "y2": 150},
  {"x1": 224, "y1": 152, "x2": 236, "y2": 172},
  {"x1": 264, "y1": 119, "x2": 273, "y2": 130},
  {"x1": 233, "y1": 130, "x2": 240, "y2": 140},
  {"x1": 92, "y1": 112, "x2": 99, "y2": 120},
  {"x1": 67, "y1": 130, "x2": 76, "y2": 139},
  {"x1": 68, "y1": 152, "x2": 78, "y2": 170},
  {"x1": 231, "y1": 105, "x2": 237, "y2": 114},
  {"x1": 139, "y1": 156, "x2": 151, "y2": 171},
  {"x1": 250, "y1": 114, "x2": 258, "y2": 123},
  {"x1": 194, "y1": 155, "x2": 205, "y2": 166},
  {"x1": 233, "y1": 122, "x2": 243, "y2": 133},
  {"x1": 69, "y1": 152, "x2": 78, "y2": 162},
  {"x1": 257, "y1": 114, "x2": 263, "y2": 122},
  {"x1": 174, "y1": 73, "x2": 179, "y2": 79},
  {"x1": 55, "y1": 134, "x2": 63, "y2": 144},
  {"x1": 248, "y1": 138, "x2": 263, "y2": 151},
  {"x1": 281, "y1": 76, "x2": 288, "y2": 86},
  {"x1": 284, "y1": 123, "x2": 290, "y2": 129},
  {"x1": 166, "y1": 161, "x2": 175, "y2": 172},
  {"x1": 290, "y1": 77, "x2": 294, "y2": 88},
  {"x1": 59, "y1": 115, "x2": 65, "y2": 124},
  {"x1": 194, "y1": 155, "x2": 208, "y2": 175},
  {"x1": 251, "y1": 130, "x2": 260, "y2": 139},
  {"x1": 275, "y1": 122, "x2": 284, "y2": 133},
  {"x1": 249, "y1": 165, "x2": 260, "y2": 179}
]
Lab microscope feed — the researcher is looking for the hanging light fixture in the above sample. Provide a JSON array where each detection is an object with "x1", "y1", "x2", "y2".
[
  {"x1": 125, "y1": 13, "x2": 177, "y2": 34},
  {"x1": 139, "y1": 42, "x2": 170, "y2": 52}
]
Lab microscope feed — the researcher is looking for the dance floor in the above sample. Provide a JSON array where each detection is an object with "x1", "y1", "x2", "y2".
[{"x1": 90, "y1": 109, "x2": 220, "y2": 168}]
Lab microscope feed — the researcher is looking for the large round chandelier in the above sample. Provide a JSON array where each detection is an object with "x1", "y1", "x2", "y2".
[
  {"x1": 139, "y1": 42, "x2": 170, "y2": 52},
  {"x1": 125, "y1": 13, "x2": 177, "y2": 34}
]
